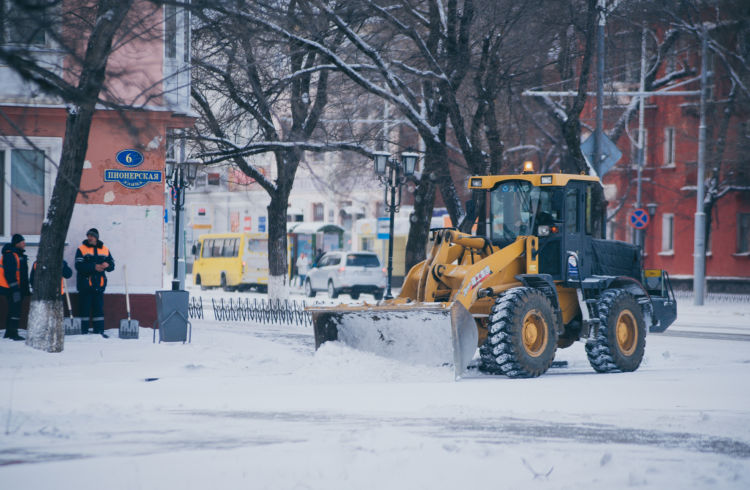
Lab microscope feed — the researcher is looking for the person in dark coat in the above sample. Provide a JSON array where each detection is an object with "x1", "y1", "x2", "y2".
[
  {"x1": 1, "y1": 234, "x2": 30, "y2": 341},
  {"x1": 75, "y1": 228, "x2": 115, "y2": 337}
]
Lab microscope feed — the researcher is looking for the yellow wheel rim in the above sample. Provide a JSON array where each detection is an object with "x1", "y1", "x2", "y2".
[
  {"x1": 616, "y1": 310, "x2": 638, "y2": 356},
  {"x1": 522, "y1": 310, "x2": 548, "y2": 357}
]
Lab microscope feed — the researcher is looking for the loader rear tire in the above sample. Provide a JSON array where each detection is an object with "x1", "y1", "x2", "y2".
[
  {"x1": 586, "y1": 289, "x2": 645, "y2": 373},
  {"x1": 479, "y1": 287, "x2": 558, "y2": 378}
]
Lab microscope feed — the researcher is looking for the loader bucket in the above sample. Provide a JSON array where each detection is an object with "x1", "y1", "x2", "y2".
[{"x1": 308, "y1": 301, "x2": 479, "y2": 379}]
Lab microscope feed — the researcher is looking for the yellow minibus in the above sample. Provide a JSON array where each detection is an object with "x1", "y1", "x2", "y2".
[{"x1": 192, "y1": 233, "x2": 268, "y2": 291}]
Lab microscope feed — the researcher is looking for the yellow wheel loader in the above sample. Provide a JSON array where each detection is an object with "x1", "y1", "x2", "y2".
[{"x1": 309, "y1": 169, "x2": 677, "y2": 379}]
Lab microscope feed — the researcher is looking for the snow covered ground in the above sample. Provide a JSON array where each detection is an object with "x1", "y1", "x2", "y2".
[{"x1": 1, "y1": 288, "x2": 749, "y2": 490}]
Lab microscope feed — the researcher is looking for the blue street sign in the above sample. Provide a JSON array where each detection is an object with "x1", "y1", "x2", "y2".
[
  {"x1": 104, "y1": 169, "x2": 162, "y2": 189},
  {"x1": 377, "y1": 217, "x2": 390, "y2": 239},
  {"x1": 259, "y1": 216, "x2": 267, "y2": 233},
  {"x1": 629, "y1": 208, "x2": 650, "y2": 229},
  {"x1": 116, "y1": 149, "x2": 144, "y2": 167}
]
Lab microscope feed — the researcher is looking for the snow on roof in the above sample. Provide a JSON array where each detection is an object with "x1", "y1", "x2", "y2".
[{"x1": 287, "y1": 221, "x2": 344, "y2": 234}]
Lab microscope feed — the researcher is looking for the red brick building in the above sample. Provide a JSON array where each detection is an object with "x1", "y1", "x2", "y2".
[{"x1": 599, "y1": 31, "x2": 750, "y2": 292}]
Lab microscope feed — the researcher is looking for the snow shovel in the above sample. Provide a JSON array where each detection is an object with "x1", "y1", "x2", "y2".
[
  {"x1": 119, "y1": 264, "x2": 139, "y2": 339},
  {"x1": 63, "y1": 279, "x2": 81, "y2": 335}
]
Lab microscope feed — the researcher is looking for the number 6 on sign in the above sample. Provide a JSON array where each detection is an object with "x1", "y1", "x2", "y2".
[{"x1": 116, "y1": 149, "x2": 144, "y2": 167}]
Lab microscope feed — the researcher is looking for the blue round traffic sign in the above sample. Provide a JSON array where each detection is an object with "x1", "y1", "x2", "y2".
[
  {"x1": 116, "y1": 149, "x2": 144, "y2": 167},
  {"x1": 629, "y1": 208, "x2": 650, "y2": 229}
]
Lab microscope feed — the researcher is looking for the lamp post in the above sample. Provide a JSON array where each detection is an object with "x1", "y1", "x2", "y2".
[
  {"x1": 373, "y1": 150, "x2": 418, "y2": 300},
  {"x1": 165, "y1": 159, "x2": 199, "y2": 291}
]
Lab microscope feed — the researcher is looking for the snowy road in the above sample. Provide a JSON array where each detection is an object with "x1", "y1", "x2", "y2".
[{"x1": 0, "y1": 292, "x2": 749, "y2": 489}]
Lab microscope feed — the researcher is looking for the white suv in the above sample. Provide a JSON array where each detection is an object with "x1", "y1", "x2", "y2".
[{"x1": 305, "y1": 251, "x2": 386, "y2": 300}]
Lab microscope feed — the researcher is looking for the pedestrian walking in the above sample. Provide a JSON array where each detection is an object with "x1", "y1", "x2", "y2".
[
  {"x1": 296, "y1": 253, "x2": 309, "y2": 287},
  {"x1": 75, "y1": 228, "x2": 115, "y2": 337},
  {"x1": 1, "y1": 234, "x2": 30, "y2": 341}
]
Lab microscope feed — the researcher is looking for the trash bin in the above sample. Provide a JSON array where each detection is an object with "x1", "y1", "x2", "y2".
[{"x1": 154, "y1": 290, "x2": 192, "y2": 343}]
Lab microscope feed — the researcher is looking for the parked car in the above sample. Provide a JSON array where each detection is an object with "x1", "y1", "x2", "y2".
[{"x1": 305, "y1": 251, "x2": 386, "y2": 300}]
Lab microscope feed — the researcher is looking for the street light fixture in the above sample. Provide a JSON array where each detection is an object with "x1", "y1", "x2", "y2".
[
  {"x1": 372, "y1": 150, "x2": 420, "y2": 300},
  {"x1": 165, "y1": 158, "x2": 200, "y2": 291}
]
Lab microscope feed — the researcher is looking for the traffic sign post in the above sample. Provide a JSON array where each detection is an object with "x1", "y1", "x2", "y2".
[
  {"x1": 629, "y1": 208, "x2": 649, "y2": 229},
  {"x1": 581, "y1": 132, "x2": 622, "y2": 177}
]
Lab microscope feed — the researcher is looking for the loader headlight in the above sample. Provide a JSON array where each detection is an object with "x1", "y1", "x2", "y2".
[
  {"x1": 470, "y1": 178, "x2": 483, "y2": 188},
  {"x1": 538, "y1": 225, "x2": 550, "y2": 237}
]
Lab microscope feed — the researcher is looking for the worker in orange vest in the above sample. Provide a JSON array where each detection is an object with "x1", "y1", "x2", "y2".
[
  {"x1": 75, "y1": 228, "x2": 115, "y2": 337},
  {"x1": 1, "y1": 234, "x2": 30, "y2": 341}
]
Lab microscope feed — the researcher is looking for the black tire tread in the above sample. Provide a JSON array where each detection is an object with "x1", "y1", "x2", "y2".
[
  {"x1": 479, "y1": 287, "x2": 557, "y2": 378},
  {"x1": 585, "y1": 289, "x2": 646, "y2": 373}
]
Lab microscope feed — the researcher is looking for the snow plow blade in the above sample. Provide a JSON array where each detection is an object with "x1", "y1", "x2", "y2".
[{"x1": 309, "y1": 301, "x2": 479, "y2": 379}]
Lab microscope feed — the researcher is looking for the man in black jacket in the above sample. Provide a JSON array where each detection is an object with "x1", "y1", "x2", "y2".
[
  {"x1": 1, "y1": 234, "x2": 30, "y2": 341},
  {"x1": 75, "y1": 228, "x2": 115, "y2": 337}
]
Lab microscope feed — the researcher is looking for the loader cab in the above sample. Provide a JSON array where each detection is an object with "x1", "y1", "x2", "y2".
[{"x1": 485, "y1": 176, "x2": 604, "y2": 282}]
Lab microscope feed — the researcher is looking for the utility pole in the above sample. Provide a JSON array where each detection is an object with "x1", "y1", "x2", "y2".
[
  {"x1": 634, "y1": 25, "x2": 647, "y2": 250},
  {"x1": 693, "y1": 28, "x2": 708, "y2": 305},
  {"x1": 594, "y1": 0, "x2": 606, "y2": 176}
]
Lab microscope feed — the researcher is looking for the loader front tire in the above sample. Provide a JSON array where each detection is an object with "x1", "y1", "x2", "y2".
[
  {"x1": 479, "y1": 287, "x2": 558, "y2": 378},
  {"x1": 586, "y1": 289, "x2": 645, "y2": 373}
]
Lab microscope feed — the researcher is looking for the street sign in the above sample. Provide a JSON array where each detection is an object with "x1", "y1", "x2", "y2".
[
  {"x1": 581, "y1": 133, "x2": 622, "y2": 177},
  {"x1": 377, "y1": 217, "x2": 390, "y2": 239},
  {"x1": 629, "y1": 208, "x2": 650, "y2": 229}
]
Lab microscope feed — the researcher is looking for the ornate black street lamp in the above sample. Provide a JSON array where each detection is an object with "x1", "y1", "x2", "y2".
[
  {"x1": 373, "y1": 150, "x2": 419, "y2": 300},
  {"x1": 165, "y1": 159, "x2": 199, "y2": 291}
]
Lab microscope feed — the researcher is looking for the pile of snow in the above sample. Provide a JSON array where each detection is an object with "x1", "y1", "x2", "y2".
[{"x1": 1, "y1": 292, "x2": 749, "y2": 489}]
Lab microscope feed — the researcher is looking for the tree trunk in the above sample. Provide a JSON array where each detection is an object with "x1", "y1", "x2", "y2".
[
  {"x1": 26, "y1": 0, "x2": 133, "y2": 352},
  {"x1": 27, "y1": 106, "x2": 96, "y2": 352},
  {"x1": 404, "y1": 143, "x2": 442, "y2": 272},
  {"x1": 267, "y1": 187, "x2": 292, "y2": 301}
]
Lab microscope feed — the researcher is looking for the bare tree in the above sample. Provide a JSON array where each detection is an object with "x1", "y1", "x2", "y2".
[
  {"x1": 190, "y1": 1, "x2": 375, "y2": 298},
  {"x1": 0, "y1": 0, "x2": 147, "y2": 351}
]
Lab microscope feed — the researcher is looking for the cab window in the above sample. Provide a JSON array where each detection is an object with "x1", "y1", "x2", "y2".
[
  {"x1": 585, "y1": 186, "x2": 594, "y2": 235},
  {"x1": 565, "y1": 188, "x2": 579, "y2": 234}
]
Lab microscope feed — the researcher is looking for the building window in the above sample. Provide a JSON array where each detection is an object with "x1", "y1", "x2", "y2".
[
  {"x1": 661, "y1": 214, "x2": 674, "y2": 253},
  {"x1": 165, "y1": 4, "x2": 177, "y2": 59},
  {"x1": 163, "y1": 2, "x2": 191, "y2": 110},
  {"x1": 738, "y1": 213, "x2": 750, "y2": 254},
  {"x1": 0, "y1": 137, "x2": 59, "y2": 240},
  {"x1": 2, "y1": 0, "x2": 51, "y2": 46},
  {"x1": 207, "y1": 172, "x2": 221, "y2": 186},
  {"x1": 631, "y1": 129, "x2": 648, "y2": 167},
  {"x1": 664, "y1": 127, "x2": 675, "y2": 166},
  {"x1": 313, "y1": 203, "x2": 324, "y2": 221}
]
